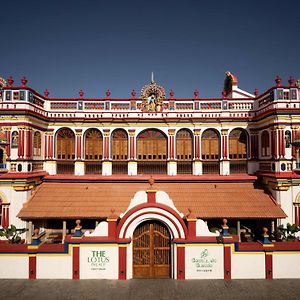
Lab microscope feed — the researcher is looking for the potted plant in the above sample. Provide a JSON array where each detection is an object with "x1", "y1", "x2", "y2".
[{"x1": 0, "y1": 225, "x2": 27, "y2": 244}]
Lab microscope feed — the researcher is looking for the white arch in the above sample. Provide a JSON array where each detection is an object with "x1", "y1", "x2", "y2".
[{"x1": 119, "y1": 207, "x2": 186, "y2": 239}]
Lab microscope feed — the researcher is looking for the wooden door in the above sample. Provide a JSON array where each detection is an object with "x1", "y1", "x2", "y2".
[{"x1": 133, "y1": 221, "x2": 171, "y2": 278}]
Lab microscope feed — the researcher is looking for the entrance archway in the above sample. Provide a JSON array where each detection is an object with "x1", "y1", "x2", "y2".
[{"x1": 133, "y1": 220, "x2": 171, "y2": 278}]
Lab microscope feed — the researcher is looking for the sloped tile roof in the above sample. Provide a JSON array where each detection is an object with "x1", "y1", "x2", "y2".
[{"x1": 17, "y1": 182, "x2": 286, "y2": 219}]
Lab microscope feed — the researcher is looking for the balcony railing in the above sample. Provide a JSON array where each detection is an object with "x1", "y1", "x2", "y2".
[
  {"x1": 177, "y1": 161, "x2": 193, "y2": 174},
  {"x1": 230, "y1": 160, "x2": 248, "y2": 174},
  {"x1": 137, "y1": 161, "x2": 167, "y2": 174},
  {"x1": 57, "y1": 161, "x2": 75, "y2": 174},
  {"x1": 85, "y1": 162, "x2": 102, "y2": 174},
  {"x1": 112, "y1": 161, "x2": 127, "y2": 174},
  {"x1": 0, "y1": 163, "x2": 7, "y2": 170},
  {"x1": 202, "y1": 161, "x2": 220, "y2": 174}
]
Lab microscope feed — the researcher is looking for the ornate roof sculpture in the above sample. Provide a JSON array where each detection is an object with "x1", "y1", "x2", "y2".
[
  {"x1": 0, "y1": 76, "x2": 7, "y2": 89},
  {"x1": 223, "y1": 71, "x2": 238, "y2": 97},
  {"x1": 140, "y1": 73, "x2": 166, "y2": 112}
]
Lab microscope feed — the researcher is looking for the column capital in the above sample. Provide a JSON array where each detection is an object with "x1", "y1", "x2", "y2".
[
  {"x1": 2, "y1": 126, "x2": 11, "y2": 131},
  {"x1": 128, "y1": 129, "x2": 135, "y2": 137},
  {"x1": 291, "y1": 125, "x2": 300, "y2": 130},
  {"x1": 168, "y1": 129, "x2": 176, "y2": 136},
  {"x1": 193, "y1": 128, "x2": 201, "y2": 136},
  {"x1": 103, "y1": 129, "x2": 110, "y2": 137},
  {"x1": 221, "y1": 129, "x2": 229, "y2": 135}
]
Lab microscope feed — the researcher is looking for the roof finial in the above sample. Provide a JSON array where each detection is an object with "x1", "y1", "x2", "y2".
[{"x1": 151, "y1": 72, "x2": 154, "y2": 83}]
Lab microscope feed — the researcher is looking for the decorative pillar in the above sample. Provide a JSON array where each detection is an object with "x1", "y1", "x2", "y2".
[
  {"x1": 223, "y1": 244, "x2": 232, "y2": 280},
  {"x1": 167, "y1": 129, "x2": 176, "y2": 176},
  {"x1": 248, "y1": 129, "x2": 259, "y2": 174},
  {"x1": 75, "y1": 129, "x2": 84, "y2": 176},
  {"x1": 186, "y1": 209, "x2": 196, "y2": 239},
  {"x1": 25, "y1": 127, "x2": 33, "y2": 160},
  {"x1": 3, "y1": 126, "x2": 11, "y2": 159},
  {"x1": 107, "y1": 209, "x2": 118, "y2": 238},
  {"x1": 28, "y1": 255, "x2": 37, "y2": 280},
  {"x1": 17, "y1": 126, "x2": 25, "y2": 159},
  {"x1": 265, "y1": 252, "x2": 273, "y2": 279},
  {"x1": 291, "y1": 126, "x2": 299, "y2": 159},
  {"x1": 272, "y1": 126, "x2": 279, "y2": 160},
  {"x1": 118, "y1": 245, "x2": 127, "y2": 280},
  {"x1": 1, "y1": 204, "x2": 10, "y2": 228},
  {"x1": 102, "y1": 129, "x2": 112, "y2": 176},
  {"x1": 62, "y1": 221, "x2": 67, "y2": 243},
  {"x1": 220, "y1": 129, "x2": 230, "y2": 175},
  {"x1": 278, "y1": 126, "x2": 285, "y2": 159},
  {"x1": 44, "y1": 129, "x2": 56, "y2": 175},
  {"x1": 72, "y1": 245, "x2": 80, "y2": 279},
  {"x1": 193, "y1": 129, "x2": 202, "y2": 175},
  {"x1": 176, "y1": 245, "x2": 185, "y2": 280},
  {"x1": 128, "y1": 129, "x2": 137, "y2": 175}
]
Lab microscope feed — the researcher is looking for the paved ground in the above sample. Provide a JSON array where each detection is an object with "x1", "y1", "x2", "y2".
[{"x1": 0, "y1": 279, "x2": 300, "y2": 300}]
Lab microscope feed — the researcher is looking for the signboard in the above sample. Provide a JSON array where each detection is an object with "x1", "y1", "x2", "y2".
[
  {"x1": 185, "y1": 245, "x2": 224, "y2": 279},
  {"x1": 80, "y1": 246, "x2": 118, "y2": 279}
]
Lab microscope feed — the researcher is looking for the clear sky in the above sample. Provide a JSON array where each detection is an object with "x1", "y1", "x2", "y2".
[{"x1": 1, "y1": 0, "x2": 299, "y2": 98}]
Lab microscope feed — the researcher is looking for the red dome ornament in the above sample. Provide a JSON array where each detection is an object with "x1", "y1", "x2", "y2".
[
  {"x1": 275, "y1": 75, "x2": 281, "y2": 87},
  {"x1": 131, "y1": 89, "x2": 136, "y2": 98},
  {"x1": 194, "y1": 89, "x2": 199, "y2": 98},
  {"x1": 7, "y1": 76, "x2": 14, "y2": 87},
  {"x1": 106, "y1": 89, "x2": 111, "y2": 98},
  {"x1": 21, "y1": 76, "x2": 27, "y2": 87},
  {"x1": 44, "y1": 89, "x2": 49, "y2": 98},
  {"x1": 79, "y1": 89, "x2": 84, "y2": 98}
]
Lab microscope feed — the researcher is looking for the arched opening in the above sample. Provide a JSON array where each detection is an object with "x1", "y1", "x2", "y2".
[
  {"x1": 84, "y1": 128, "x2": 103, "y2": 174},
  {"x1": 229, "y1": 128, "x2": 248, "y2": 173},
  {"x1": 176, "y1": 129, "x2": 193, "y2": 174},
  {"x1": 112, "y1": 129, "x2": 128, "y2": 174},
  {"x1": 261, "y1": 130, "x2": 270, "y2": 157},
  {"x1": 0, "y1": 148, "x2": 6, "y2": 171},
  {"x1": 137, "y1": 129, "x2": 167, "y2": 174},
  {"x1": 33, "y1": 131, "x2": 41, "y2": 156},
  {"x1": 201, "y1": 129, "x2": 220, "y2": 174},
  {"x1": 56, "y1": 128, "x2": 75, "y2": 174},
  {"x1": 133, "y1": 220, "x2": 171, "y2": 278},
  {"x1": 11, "y1": 131, "x2": 18, "y2": 149}
]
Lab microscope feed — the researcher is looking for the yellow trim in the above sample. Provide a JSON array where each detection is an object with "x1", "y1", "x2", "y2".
[
  {"x1": 27, "y1": 245, "x2": 39, "y2": 250},
  {"x1": 167, "y1": 161, "x2": 177, "y2": 165},
  {"x1": 176, "y1": 244, "x2": 185, "y2": 248},
  {"x1": 186, "y1": 218, "x2": 197, "y2": 221},
  {"x1": 102, "y1": 161, "x2": 112, "y2": 165},
  {"x1": 74, "y1": 161, "x2": 84, "y2": 165},
  {"x1": 146, "y1": 189, "x2": 157, "y2": 193},
  {"x1": 273, "y1": 251, "x2": 300, "y2": 255},
  {"x1": 128, "y1": 161, "x2": 137, "y2": 165},
  {"x1": 265, "y1": 252, "x2": 273, "y2": 255},
  {"x1": 107, "y1": 218, "x2": 118, "y2": 222},
  {"x1": 28, "y1": 254, "x2": 37, "y2": 257},
  {"x1": 118, "y1": 244, "x2": 129, "y2": 248},
  {"x1": 262, "y1": 244, "x2": 274, "y2": 248}
]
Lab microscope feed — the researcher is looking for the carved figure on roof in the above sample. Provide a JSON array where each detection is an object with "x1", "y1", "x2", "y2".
[
  {"x1": 223, "y1": 71, "x2": 238, "y2": 97},
  {"x1": 141, "y1": 77, "x2": 165, "y2": 112}
]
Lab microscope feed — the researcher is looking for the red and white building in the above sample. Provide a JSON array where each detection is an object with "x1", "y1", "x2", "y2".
[{"x1": 0, "y1": 72, "x2": 300, "y2": 280}]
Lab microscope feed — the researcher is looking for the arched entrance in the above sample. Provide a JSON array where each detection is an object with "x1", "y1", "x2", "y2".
[{"x1": 133, "y1": 220, "x2": 171, "y2": 278}]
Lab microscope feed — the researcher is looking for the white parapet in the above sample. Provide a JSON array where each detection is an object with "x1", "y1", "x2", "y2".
[
  {"x1": 193, "y1": 160, "x2": 202, "y2": 175},
  {"x1": 167, "y1": 161, "x2": 177, "y2": 176},
  {"x1": 128, "y1": 161, "x2": 137, "y2": 176},
  {"x1": 102, "y1": 161, "x2": 112, "y2": 176},
  {"x1": 220, "y1": 160, "x2": 230, "y2": 176},
  {"x1": 44, "y1": 160, "x2": 57, "y2": 175},
  {"x1": 74, "y1": 161, "x2": 85, "y2": 176}
]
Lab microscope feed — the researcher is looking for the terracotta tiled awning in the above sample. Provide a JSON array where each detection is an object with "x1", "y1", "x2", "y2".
[{"x1": 17, "y1": 182, "x2": 286, "y2": 219}]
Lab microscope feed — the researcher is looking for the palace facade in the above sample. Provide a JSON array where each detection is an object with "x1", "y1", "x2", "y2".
[{"x1": 0, "y1": 72, "x2": 300, "y2": 280}]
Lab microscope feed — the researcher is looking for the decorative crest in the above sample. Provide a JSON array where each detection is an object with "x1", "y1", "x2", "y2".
[{"x1": 141, "y1": 77, "x2": 165, "y2": 112}]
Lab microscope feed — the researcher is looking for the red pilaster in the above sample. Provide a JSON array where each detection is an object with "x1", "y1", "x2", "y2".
[
  {"x1": 193, "y1": 129, "x2": 201, "y2": 159},
  {"x1": 118, "y1": 246, "x2": 127, "y2": 280},
  {"x1": 107, "y1": 215, "x2": 118, "y2": 239},
  {"x1": 1, "y1": 205, "x2": 9, "y2": 228},
  {"x1": 168, "y1": 129, "x2": 175, "y2": 160},
  {"x1": 25, "y1": 128, "x2": 32, "y2": 159},
  {"x1": 295, "y1": 205, "x2": 300, "y2": 227},
  {"x1": 278, "y1": 127, "x2": 285, "y2": 158},
  {"x1": 221, "y1": 129, "x2": 228, "y2": 159},
  {"x1": 103, "y1": 129, "x2": 110, "y2": 160},
  {"x1": 291, "y1": 126, "x2": 298, "y2": 159},
  {"x1": 223, "y1": 244, "x2": 231, "y2": 280},
  {"x1": 4, "y1": 127, "x2": 11, "y2": 159},
  {"x1": 146, "y1": 190, "x2": 156, "y2": 203},
  {"x1": 75, "y1": 129, "x2": 83, "y2": 160},
  {"x1": 187, "y1": 219, "x2": 196, "y2": 239},
  {"x1": 29, "y1": 255, "x2": 36, "y2": 279},
  {"x1": 272, "y1": 128, "x2": 278, "y2": 159},
  {"x1": 47, "y1": 130, "x2": 54, "y2": 159},
  {"x1": 177, "y1": 246, "x2": 185, "y2": 280},
  {"x1": 265, "y1": 252, "x2": 273, "y2": 279},
  {"x1": 128, "y1": 129, "x2": 135, "y2": 160},
  {"x1": 18, "y1": 127, "x2": 24, "y2": 159},
  {"x1": 72, "y1": 246, "x2": 80, "y2": 279},
  {"x1": 44, "y1": 132, "x2": 48, "y2": 159}
]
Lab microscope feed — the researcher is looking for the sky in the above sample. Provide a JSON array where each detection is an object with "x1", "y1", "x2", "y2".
[{"x1": 0, "y1": 0, "x2": 299, "y2": 98}]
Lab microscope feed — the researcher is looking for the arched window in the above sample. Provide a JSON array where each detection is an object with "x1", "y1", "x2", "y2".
[
  {"x1": 229, "y1": 129, "x2": 247, "y2": 159},
  {"x1": 261, "y1": 130, "x2": 270, "y2": 157},
  {"x1": 33, "y1": 132, "x2": 41, "y2": 156},
  {"x1": 176, "y1": 129, "x2": 193, "y2": 160},
  {"x1": 137, "y1": 129, "x2": 167, "y2": 174},
  {"x1": 285, "y1": 131, "x2": 291, "y2": 148},
  {"x1": 56, "y1": 128, "x2": 75, "y2": 160},
  {"x1": 112, "y1": 129, "x2": 128, "y2": 160},
  {"x1": 201, "y1": 129, "x2": 220, "y2": 160},
  {"x1": 84, "y1": 129, "x2": 103, "y2": 160},
  {"x1": 176, "y1": 129, "x2": 193, "y2": 174},
  {"x1": 11, "y1": 131, "x2": 18, "y2": 148}
]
